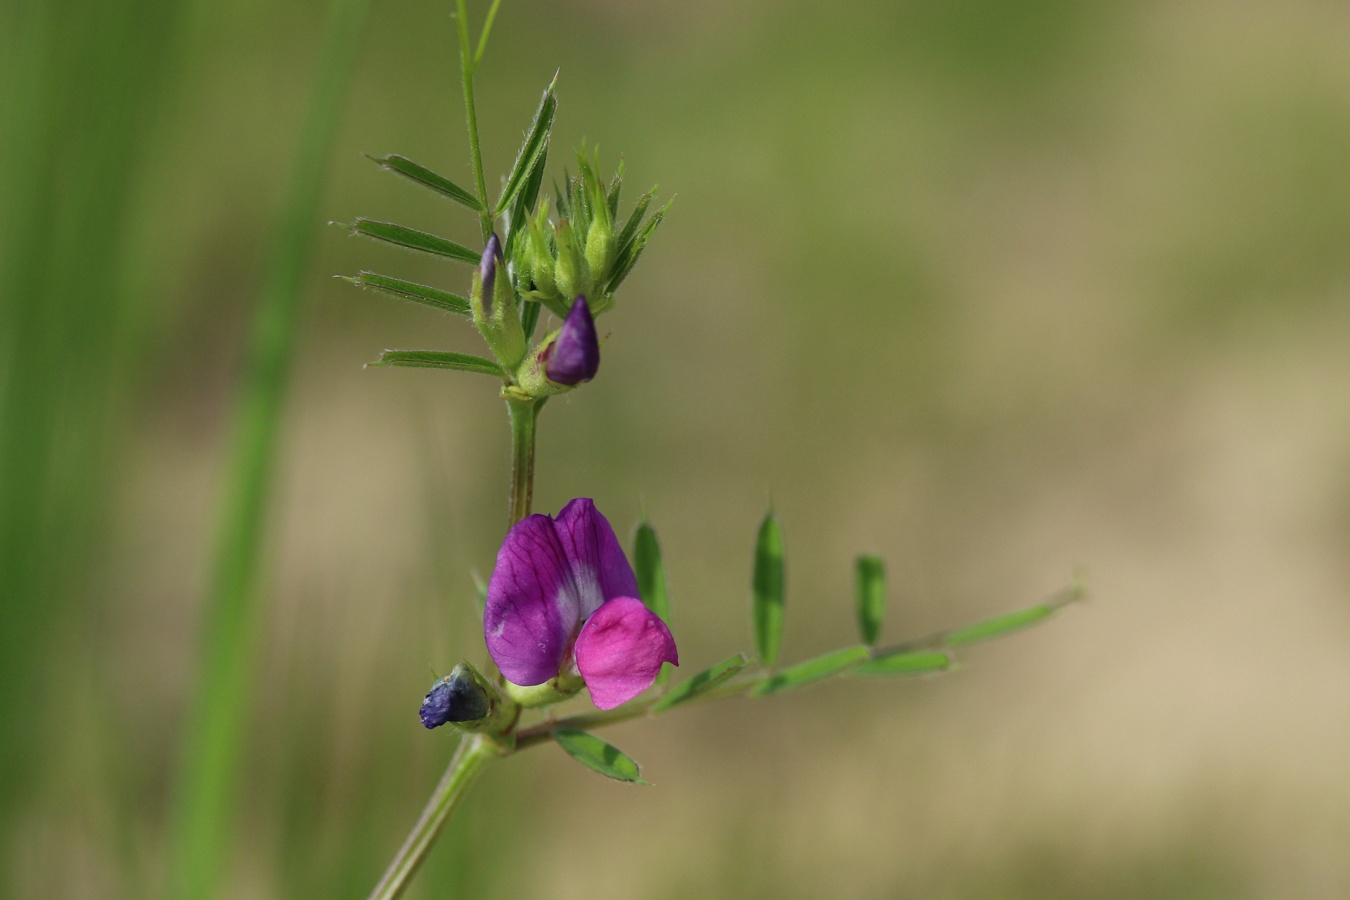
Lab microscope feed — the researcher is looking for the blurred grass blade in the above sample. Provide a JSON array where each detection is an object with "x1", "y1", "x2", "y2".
[
  {"x1": 855, "y1": 555, "x2": 885, "y2": 646},
  {"x1": 372, "y1": 350, "x2": 504, "y2": 377},
  {"x1": 343, "y1": 272, "x2": 470, "y2": 316},
  {"x1": 651, "y1": 654, "x2": 749, "y2": 713},
  {"x1": 633, "y1": 520, "x2": 672, "y2": 687},
  {"x1": 553, "y1": 729, "x2": 647, "y2": 784},
  {"x1": 752, "y1": 510, "x2": 785, "y2": 668},
  {"x1": 853, "y1": 650, "x2": 951, "y2": 677},
  {"x1": 494, "y1": 76, "x2": 557, "y2": 215},
  {"x1": 0, "y1": 0, "x2": 182, "y2": 854},
  {"x1": 751, "y1": 646, "x2": 870, "y2": 696},
  {"x1": 344, "y1": 218, "x2": 480, "y2": 263},
  {"x1": 368, "y1": 154, "x2": 482, "y2": 210},
  {"x1": 169, "y1": 0, "x2": 371, "y2": 896}
]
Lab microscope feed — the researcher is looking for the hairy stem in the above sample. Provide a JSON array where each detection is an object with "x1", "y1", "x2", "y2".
[
  {"x1": 506, "y1": 395, "x2": 537, "y2": 526},
  {"x1": 367, "y1": 735, "x2": 500, "y2": 900},
  {"x1": 513, "y1": 669, "x2": 766, "y2": 750},
  {"x1": 456, "y1": 0, "x2": 493, "y2": 241},
  {"x1": 367, "y1": 396, "x2": 539, "y2": 900}
]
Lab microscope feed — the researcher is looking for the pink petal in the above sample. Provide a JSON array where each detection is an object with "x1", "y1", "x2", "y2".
[{"x1": 575, "y1": 597, "x2": 679, "y2": 710}]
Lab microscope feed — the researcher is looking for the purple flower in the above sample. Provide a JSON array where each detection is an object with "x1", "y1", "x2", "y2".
[
  {"x1": 484, "y1": 499, "x2": 678, "y2": 710},
  {"x1": 544, "y1": 296, "x2": 599, "y2": 385}
]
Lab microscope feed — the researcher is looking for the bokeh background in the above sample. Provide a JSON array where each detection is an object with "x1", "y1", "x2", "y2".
[{"x1": 5, "y1": 0, "x2": 1350, "y2": 896}]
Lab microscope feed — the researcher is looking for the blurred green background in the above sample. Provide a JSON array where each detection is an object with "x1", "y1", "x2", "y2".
[{"x1": 5, "y1": 0, "x2": 1350, "y2": 896}]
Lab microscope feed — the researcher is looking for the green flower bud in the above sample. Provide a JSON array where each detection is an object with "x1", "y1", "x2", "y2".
[
  {"x1": 553, "y1": 220, "x2": 591, "y2": 301},
  {"x1": 470, "y1": 234, "x2": 527, "y2": 370},
  {"x1": 581, "y1": 158, "x2": 615, "y2": 278},
  {"x1": 527, "y1": 206, "x2": 557, "y2": 298},
  {"x1": 585, "y1": 209, "x2": 615, "y2": 280}
]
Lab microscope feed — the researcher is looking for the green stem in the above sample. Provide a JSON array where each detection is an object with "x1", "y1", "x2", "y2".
[
  {"x1": 473, "y1": 0, "x2": 504, "y2": 65},
  {"x1": 505, "y1": 395, "x2": 538, "y2": 526},
  {"x1": 513, "y1": 669, "x2": 766, "y2": 750},
  {"x1": 367, "y1": 735, "x2": 500, "y2": 900},
  {"x1": 456, "y1": 0, "x2": 493, "y2": 242},
  {"x1": 366, "y1": 396, "x2": 538, "y2": 899}
]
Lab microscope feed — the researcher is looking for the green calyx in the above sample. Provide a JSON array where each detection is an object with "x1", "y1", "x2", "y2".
[
  {"x1": 470, "y1": 264, "x2": 527, "y2": 370},
  {"x1": 449, "y1": 661, "x2": 520, "y2": 738},
  {"x1": 512, "y1": 330, "x2": 571, "y2": 399},
  {"x1": 504, "y1": 671, "x2": 586, "y2": 708}
]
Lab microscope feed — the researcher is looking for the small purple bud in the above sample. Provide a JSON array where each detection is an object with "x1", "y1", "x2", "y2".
[
  {"x1": 545, "y1": 296, "x2": 600, "y2": 385},
  {"x1": 479, "y1": 233, "x2": 503, "y2": 314},
  {"x1": 419, "y1": 665, "x2": 491, "y2": 729}
]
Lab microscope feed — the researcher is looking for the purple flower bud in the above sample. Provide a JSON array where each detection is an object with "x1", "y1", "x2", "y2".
[
  {"x1": 419, "y1": 665, "x2": 491, "y2": 729},
  {"x1": 544, "y1": 296, "x2": 599, "y2": 385},
  {"x1": 484, "y1": 499, "x2": 678, "y2": 710},
  {"x1": 479, "y1": 233, "x2": 503, "y2": 314}
]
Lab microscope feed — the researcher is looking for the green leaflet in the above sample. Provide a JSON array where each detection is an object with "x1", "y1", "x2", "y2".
[
  {"x1": 633, "y1": 520, "x2": 672, "y2": 687},
  {"x1": 495, "y1": 77, "x2": 557, "y2": 215},
  {"x1": 370, "y1": 350, "x2": 504, "y2": 378},
  {"x1": 651, "y1": 654, "x2": 749, "y2": 713},
  {"x1": 503, "y1": 144, "x2": 548, "y2": 260},
  {"x1": 752, "y1": 510, "x2": 785, "y2": 668},
  {"x1": 342, "y1": 271, "x2": 470, "y2": 316},
  {"x1": 633, "y1": 521, "x2": 670, "y2": 622},
  {"x1": 852, "y1": 650, "x2": 952, "y2": 676},
  {"x1": 368, "y1": 154, "x2": 482, "y2": 210},
  {"x1": 613, "y1": 190, "x2": 653, "y2": 253},
  {"x1": 520, "y1": 299, "x2": 542, "y2": 342},
  {"x1": 855, "y1": 555, "x2": 885, "y2": 646},
  {"x1": 751, "y1": 646, "x2": 870, "y2": 696},
  {"x1": 605, "y1": 197, "x2": 669, "y2": 294},
  {"x1": 553, "y1": 729, "x2": 647, "y2": 784},
  {"x1": 344, "y1": 218, "x2": 479, "y2": 264},
  {"x1": 945, "y1": 604, "x2": 1060, "y2": 646}
]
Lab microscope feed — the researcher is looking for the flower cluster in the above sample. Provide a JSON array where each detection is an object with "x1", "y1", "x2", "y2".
[
  {"x1": 509, "y1": 151, "x2": 667, "y2": 323},
  {"x1": 473, "y1": 235, "x2": 602, "y2": 395}
]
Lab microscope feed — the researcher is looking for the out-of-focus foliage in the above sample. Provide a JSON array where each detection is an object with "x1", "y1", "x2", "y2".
[{"x1": 4, "y1": 0, "x2": 1350, "y2": 897}]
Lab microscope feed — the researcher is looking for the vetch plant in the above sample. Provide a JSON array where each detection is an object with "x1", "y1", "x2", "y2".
[{"x1": 341, "y1": 4, "x2": 1083, "y2": 898}]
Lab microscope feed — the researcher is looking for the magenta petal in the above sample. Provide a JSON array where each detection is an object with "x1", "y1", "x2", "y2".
[
  {"x1": 484, "y1": 514, "x2": 576, "y2": 685},
  {"x1": 575, "y1": 597, "x2": 679, "y2": 710},
  {"x1": 553, "y1": 498, "x2": 639, "y2": 620}
]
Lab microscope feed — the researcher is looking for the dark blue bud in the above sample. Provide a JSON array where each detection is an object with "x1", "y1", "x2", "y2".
[
  {"x1": 479, "y1": 233, "x2": 503, "y2": 314},
  {"x1": 419, "y1": 665, "x2": 491, "y2": 729},
  {"x1": 545, "y1": 296, "x2": 600, "y2": 385}
]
